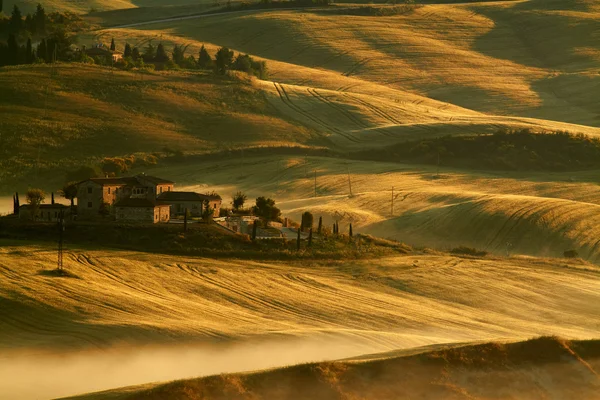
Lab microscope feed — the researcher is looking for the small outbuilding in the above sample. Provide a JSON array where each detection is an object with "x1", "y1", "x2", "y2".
[
  {"x1": 114, "y1": 198, "x2": 170, "y2": 224},
  {"x1": 157, "y1": 191, "x2": 222, "y2": 217},
  {"x1": 19, "y1": 204, "x2": 70, "y2": 221}
]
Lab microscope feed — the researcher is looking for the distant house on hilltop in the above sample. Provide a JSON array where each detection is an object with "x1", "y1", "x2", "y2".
[
  {"x1": 77, "y1": 174, "x2": 174, "y2": 222},
  {"x1": 76, "y1": 174, "x2": 221, "y2": 223},
  {"x1": 157, "y1": 191, "x2": 222, "y2": 218},
  {"x1": 85, "y1": 45, "x2": 123, "y2": 63}
]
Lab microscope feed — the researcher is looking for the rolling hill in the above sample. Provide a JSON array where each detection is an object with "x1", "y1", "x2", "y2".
[
  {"x1": 1, "y1": 241, "x2": 598, "y2": 398},
  {"x1": 63, "y1": 337, "x2": 600, "y2": 400}
]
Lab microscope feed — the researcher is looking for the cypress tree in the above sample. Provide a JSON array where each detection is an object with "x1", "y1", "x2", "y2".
[
  {"x1": 34, "y1": 3, "x2": 46, "y2": 35},
  {"x1": 349, "y1": 223, "x2": 353, "y2": 237},
  {"x1": 333, "y1": 223, "x2": 336, "y2": 235},
  {"x1": 13, "y1": 194, "x2": 16, "y2": 215},
  {"x1": 198, "y1": 45, "x2": 212, "y2": 69},
  {"x1": 7, "y1": 34, "x2": 18, "y2": 65},
  {"x1": 15, "y1": 192, "x2": 20, "y2": 214},
  {"x1": 131, "y1": 47, "x2": 140, "y2": 61},
  {"x1": 123, "y1": 43, "x2": 132, "y2": 58},
  {"x1": 297, "y1": 227, "x2": 301, "y2": 251},
  {"x1": 110, "y1": 38, "x2": 116, "y2": 51},
  {"x1": 0, "y1": 0, "x2": 3, "y2": 15},
  {"x1": 317, "y1": 216, "x2": 322, "y2": 234},
  {"x1": 155, "y1": 43, "x2": 168, "y2": 62},
  {"x1": 51, "y1": 192, "x2": 55, "y2": 205},
  {"x1": 25, "y1": 38, "x2": 33, "y2": 63},
  {"x1": 308, "y1": 228, "x2": 313, "y2": 247},
  {"x1": 252, "y1": 221, "x2": 257, "y2": 241},
  {"x1": 9, "y1": 5, "x2": 23, "y2": 34},
  {"x1": 37, "y1": 38, "x2": 47, "y2": 62}
]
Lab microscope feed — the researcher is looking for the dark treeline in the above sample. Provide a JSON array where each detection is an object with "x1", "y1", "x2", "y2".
[
  {"x1": 105, "y1": 40, "x2": 268, "y2": 78},
  {"x1": 352, "y1": 129, "x2": 600, "y2": 172},
  {"x1": 0, "y1": 3, "x2": 87, "y2": 66}
]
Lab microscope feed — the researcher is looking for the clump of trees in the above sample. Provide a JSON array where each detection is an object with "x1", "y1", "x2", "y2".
[
  {"x1": 252, "y1": 196, "x2": 281, "y2": 226},
  {"x1": 0, "y1": 3, "x2": 87, "y2": 66},
  {"x1": 232, "y1": 191, "x2": 247, "y2": 212},
  {"x1": 353, "y1": 129, "x2": 600, "y2": 172},
  {"x1": 26, "y1": 188, "x2": 46, "y2": 220}
]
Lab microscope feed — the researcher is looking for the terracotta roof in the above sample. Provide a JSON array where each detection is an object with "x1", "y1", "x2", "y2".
[
  {"x1": 114, "y1": 198, "x2": 170, "y2": 208},
  {"x1": 20, "y1": 204, "x2": 67, "y2": 209},
  {"x1": 136, "y1": 175, "x2": 174, "y2": 185},
  {"x1": 86, "y1": 177, "x2": 137, "y2": 186},
  {"x1": 158, "y1": 191, "x2": 221, "y2": 202}
]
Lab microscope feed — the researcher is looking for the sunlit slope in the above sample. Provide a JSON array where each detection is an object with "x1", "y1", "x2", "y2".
[
  {"x1": 143, "y1": 156, "x2": 600, "y2": 262},
  {"x1": 6, "y1": 0, "x2": 212, "y2": 13},
  {"x1": 65, "y1": 338, "x2": 600, "y2": 400},
  {"x1": 1, "y1": 242, "x2": 599, "y2": 353},
  {"x1": 0, "y1": 64, "x2": 317, "y2": 190},
  {"x1": 111, "y1": 0, "x2": 600, "y2": 126}
]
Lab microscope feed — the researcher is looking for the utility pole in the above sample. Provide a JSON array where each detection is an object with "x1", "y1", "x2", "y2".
[
  {"x1": 391, "y1": 186, "x2": 394, "y2": 217},
  {"x1": 346, "y1": 164, "x2": 353, "y2": 197},
  {"x1": 57, "y1": 210, "x2": 64, "y2": 270}
]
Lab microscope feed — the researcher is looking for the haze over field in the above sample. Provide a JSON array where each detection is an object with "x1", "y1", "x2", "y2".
[{"x1": 1, "y1": 0, "x2": 600, "y2": 398}]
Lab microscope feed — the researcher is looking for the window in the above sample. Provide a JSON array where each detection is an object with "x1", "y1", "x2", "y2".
[
  {"x1": 168, "y1": 187, "x2": 171, "y2": 191},
  {"x1": 87, "y1": 187, "x2": 92, "y2": 194},
  {"x1": 108, "y1": 187, "x2": 111, "y2": 194},
  {"x1": 88, "y1": 202, "x2": 93, "y2": 208},
  {"x1": 160, "y1": 187, "x2": 163, "y2": 194}
]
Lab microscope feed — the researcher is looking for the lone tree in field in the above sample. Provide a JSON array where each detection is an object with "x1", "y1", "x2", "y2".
[
  {"x1": 59, "y1": 182, "x2": 78, "y2": 213},
  {"x1": 123, "y1": 43, "x2": 132, "y2": 58},
  {"x1": 301, "y1": 211, "x2": 314, "y2": 232},
  {"x1": 252, "y1": 196, "x2": 281, "y2": 226},
  {"x1": 26, "y1": 188, "x2": 46, "y2": 220},
  {"x1": 232, "y1": 191, "x2": 247, "y2": 212},
  {"x1": 110, "y1": 38, "x2": 116, "y2": 51},
  {"x1": 215, "y1": 46, "x2": 234, "y2": 74}
]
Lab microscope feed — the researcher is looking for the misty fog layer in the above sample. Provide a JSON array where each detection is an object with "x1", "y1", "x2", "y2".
[{"x1": 0, "y1": 336, "x2": 390, "y2": 400}]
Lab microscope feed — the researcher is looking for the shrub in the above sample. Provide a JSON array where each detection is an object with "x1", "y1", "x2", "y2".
[
  {"x1": 450, "y1": 246, "x2": 488, "y2": 257},
  {"x1": 563, "y1": 250, "x2": 579, "y2": 258}
]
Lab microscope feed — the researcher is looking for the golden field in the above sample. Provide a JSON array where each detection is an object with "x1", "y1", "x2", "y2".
[{"x1": 0, "y1": 241, "x2": 598, "y2": 399}]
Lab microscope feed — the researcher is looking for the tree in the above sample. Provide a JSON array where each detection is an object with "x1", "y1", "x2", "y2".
[
  {"x1": 0, "y1": 0, "x2": 3, "y2": 15},
  {"x1": 9, "y1": 5, "x2": 23, "y2": 34},
  {"x1": 59, "y1": 181, "x2": 78, "y2": 212},
  {"x1": 132, "y1": 46, "x2": 140, "y2": 61},
  {"x1": 301, "y1": 211, "x2": 314, "y2": 232},
  {"x1": 123, "y1": 43, "x2": 132, "y2": 58},
  {"x1": 143, "y1": 42, "x2": 155, "y2": 62},
  {"x1": 252, "y1": 196, "x2": 281, "y2": 225},
  {"x1": 110, "y1": 38, "x2": 116, "y2": 51},
  {"x1": 215, "y1": 46, "x2": 233, "y2": 74},
  {"x1": 26, "y1": 188, "x2": 45, "y2": 220},
  {"x1": 317, "y1": 216, "x2": 322, "y2": 234},
  {"x1": 349, "y1": 223, "x2": 353, "y2": 237},
  {"x1": 198, "y1": 45, "x2": 212, "y2": 69},
  {"x1": 172, "y1": 44, "x2": 188, "y2": 66},
  {"x1": 233, "y1": 53, "x2": 252, "y2": 73},
  {"x1": 232, "y1": 191, "x2": 247, "y2": 211},
  {"x1": 7, "y1": 34, "x2": 18, "y2": 65},
  {"x1": 201, "y1": 199, "x2": 214, "y2": 222},
  {"x1": 25, "y1": 37, "x2": 33, "y2": 63},
  {"x1": 13, "y1": 192, "x2": 20, "y2": 215},
  {"x1": 33, "y1": 3, "x2": 46, "y2": 35},
  {"x1": 37, "y1": 38, "x2": 47, "y2": 62},
  {"x1": 155, "y1": 42, "x2": 169, "y2": 62}
]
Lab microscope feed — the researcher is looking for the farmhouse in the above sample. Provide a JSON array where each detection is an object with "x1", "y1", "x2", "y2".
[
  {"x1": 84, "y1": 46, "x2": 123, "y2": 63},
  {"x1": 75, "y1": 174, "x2": 219, "y2": 224},
  {"x1": 114, "y1": 198, "x2": 170, "y2": 224},
  {"x1": 157, "y1": 191, "x2": 222, "y2": 218},
  {"x1": 77, "y1": 174, "x2": 174, "y2": 220}
]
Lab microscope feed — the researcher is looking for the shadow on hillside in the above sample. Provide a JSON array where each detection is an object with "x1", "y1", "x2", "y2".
[
  {"x1": 471, "y1": 0, "x2": 600, "y2": 71},
  {"x1": 37, "y1": 268, "x2": 81, "y2": 279}
]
